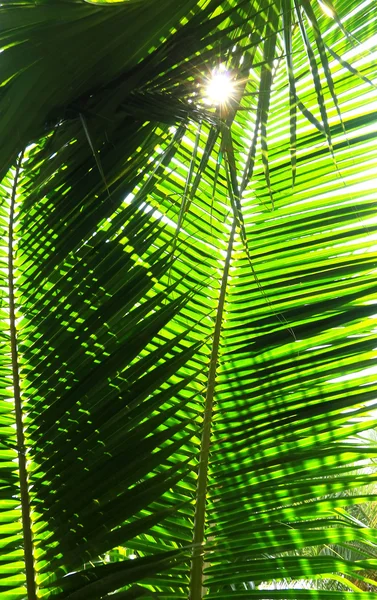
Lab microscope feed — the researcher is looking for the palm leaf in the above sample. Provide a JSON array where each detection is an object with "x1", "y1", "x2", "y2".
[{"x1": 0, "y1": 0, "x2": 376, "y2": 598}]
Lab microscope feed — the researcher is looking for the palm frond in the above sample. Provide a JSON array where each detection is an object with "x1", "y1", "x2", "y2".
[{"x1": 0, "y1": 0, "x2": 376, "y2": 598}]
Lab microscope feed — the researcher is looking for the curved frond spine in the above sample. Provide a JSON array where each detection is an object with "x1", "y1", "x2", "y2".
[{"x1": 9, "y1": 152, "x2": 37, "y2": 600}]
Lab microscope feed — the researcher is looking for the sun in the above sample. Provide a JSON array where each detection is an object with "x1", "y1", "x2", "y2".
[{"x1": 204, "y1": 65, "x2": 235, "y2": 106}]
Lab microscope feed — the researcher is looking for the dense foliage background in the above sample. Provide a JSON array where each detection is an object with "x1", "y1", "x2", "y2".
[{"x1": 0, "y1": 0, "x2": 377, "y2": 598}]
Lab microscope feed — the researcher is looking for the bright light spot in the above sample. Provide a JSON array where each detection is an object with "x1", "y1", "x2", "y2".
[
  {"x1": 129, "y1": 554, "x2": 137, "y2": 560},
  {"x1": 306, "y1": 344, "x2": 332, "y2": 351},
  {"x1": 329, "y1": 364, "x2": 377, "y2": 383},
  {"x1": 204, "y1": 65, "x2": 235, "y2": 106},
  {"x1": 319, "y1": 0, "x2": 335, "y2": 17}
]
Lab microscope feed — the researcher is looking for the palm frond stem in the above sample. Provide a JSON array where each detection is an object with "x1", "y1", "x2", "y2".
[
  {"x1": 9, "y1": 151, "x2": 37, "y2": 600},
  {"x1": 189, "y1": 215, "x2": 236, "y2": 600}
]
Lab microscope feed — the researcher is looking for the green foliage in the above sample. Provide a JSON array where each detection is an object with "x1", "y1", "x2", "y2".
[{"x1": 0, "y1": 0, "x2": 376, "y2": 598}]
